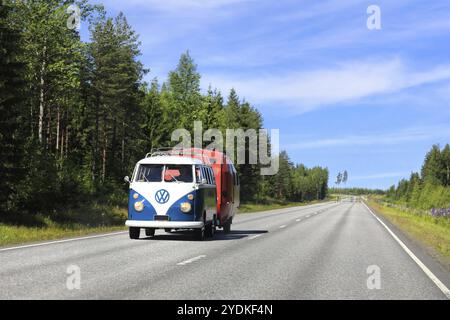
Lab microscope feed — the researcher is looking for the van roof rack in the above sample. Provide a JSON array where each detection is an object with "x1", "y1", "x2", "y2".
[
  {"x1": 146, "y1": 147, "x2": 221, "y2": 162},
  {"x1": 146, "y1": 147, "x2": 197, "y2": 158},
  {"x1": 146, "y1": 147, "x2": 231, "y2": 165}
]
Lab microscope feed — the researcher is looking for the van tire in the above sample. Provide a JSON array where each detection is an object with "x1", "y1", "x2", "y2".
[
  {"x1": 194, "y1": 226, "x2": 205, "y2": 241},
  {"x1": 129, "y1": 227, "x2": 140, "y2": 239},
  {"x1": 223, "y1": 219, "x2": 231, "y2": 234},
  {"x1": 145, "y1": 228, "x2": 155, "y2": 237}
]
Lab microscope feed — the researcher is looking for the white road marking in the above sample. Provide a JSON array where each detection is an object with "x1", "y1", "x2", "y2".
[
  {"x1": 362, "y1": 202, "x2": 450, "y2": 300},
  {"x1": 0, "y1": 231, "x2": 128, "y2": 253},
  {"x1": 279, "y1": 225, "x2": 287, "y2": 229},
  {"x1": 248, "y1": 234, "x2": 263, "y2": 240},
  {"x1": 177, "y1": 255, "x2": 206, "y2": 266}
]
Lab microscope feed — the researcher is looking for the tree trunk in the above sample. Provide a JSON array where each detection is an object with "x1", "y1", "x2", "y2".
[
  {"x1": 102, "y1": 113, "x2": 107, "y2": 182},
  {"x1": 38, "y1": 44, "x2": 47, "y2": 144},
  {"x1": 60, "y1": 125, "x2": 64, "y2": 158},
  {"x1": 56, "y1": 106, "x2": 60, "y2": 151},
  {"x1": 65, "y1": 110, "x2": 69, "y2": 158},
  {"x1": 46, "y1": 105, "x2": 51, "y2": 151},
  {"x1": 121, "y1": 121, "x2": 125, "y2": 171}
]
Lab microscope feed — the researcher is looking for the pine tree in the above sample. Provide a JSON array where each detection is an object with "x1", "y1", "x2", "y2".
[
  {"x1": 440, "y1": 144, "x2": 450, "y2": 186},
  {"x1": 167, "y1": 51, "x2": 202, "y2": 130},
  {"x1": 421, "y1": 144, "x2": 444, "y2": 185},
  {"x1": 88, "y1": 12, "x2": 145, "y2": 183},
  {"x1": 225, "y1": 88, "x2": 240, "y2": 129},
  {"x1": 141, "y1": 79, "x2": 165, "y2": 152},
  {"x1": 0, "y1": 1, "x2": 26, "y2": 215},
  {"x1": 202, "y1": 86, "x2": 224, "y2": 130}
]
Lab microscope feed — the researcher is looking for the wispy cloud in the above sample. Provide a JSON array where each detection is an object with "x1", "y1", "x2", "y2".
[
  {"x1": 284, "y1": 125, "x2": 450, "y2": 150},
  {"x1": 203, "y1": 58, "x2": 450, "y2": 112},
  {"x1": 351, "y1": 172, "x2": 410, "y2": 180},
  {"x1": 99, "y1": 0, "x2": 254, "y2": 12}
]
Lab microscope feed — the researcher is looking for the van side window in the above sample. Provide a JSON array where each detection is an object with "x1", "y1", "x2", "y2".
[{"x1": 195, "y1": 165, "x2": 203, "y2": 183}]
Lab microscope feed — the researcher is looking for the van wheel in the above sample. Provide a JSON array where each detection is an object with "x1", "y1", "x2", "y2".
[
  {"x1": 145, "y1": 228, "x2": 155, "y2": 237},
  {"x1": 206, "y1": 220, "x2": 215, "y2": 238},
  {"x1": 129, "y1": 227, "x2": 140, "y2": 239},
  {"x1": 194, "y1": 227, "x2": 205, "y2": 241},
  {"x1": 223, "y1": 220, "x2": 231, "y2": 234}
]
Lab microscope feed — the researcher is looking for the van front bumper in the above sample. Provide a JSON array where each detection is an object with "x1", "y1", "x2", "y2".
[{"x1": 125, "y1": 220, "x2": 204, "y2": 229}]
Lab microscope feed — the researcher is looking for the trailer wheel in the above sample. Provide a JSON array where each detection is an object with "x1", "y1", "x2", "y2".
[
  {"x1": 145, "y1": 228, "x2": 155, "y2": 237},
  {"x1": 223, "y1": 219, "x2": 231, "y2": 234},
  {"x1": 129, "y1": 227, "x2": 140, "y2": 239},
  {"x1": 205, "y1": 219, "x2": 215, "y2": 238}
]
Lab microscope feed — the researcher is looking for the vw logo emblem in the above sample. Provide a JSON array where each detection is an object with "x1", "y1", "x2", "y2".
[{"x1": 155, "y1": 189, "x2": 170, "y2": 204}]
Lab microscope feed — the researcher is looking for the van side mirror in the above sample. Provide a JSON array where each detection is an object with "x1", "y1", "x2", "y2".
[{"x1": 124, "y1": 176, "x2": 130, "y2": 183}]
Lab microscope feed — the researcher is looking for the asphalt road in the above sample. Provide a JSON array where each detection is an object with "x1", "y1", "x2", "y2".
[{"x1": 1, "y1": 201, "x2": 449, "y2": 299}]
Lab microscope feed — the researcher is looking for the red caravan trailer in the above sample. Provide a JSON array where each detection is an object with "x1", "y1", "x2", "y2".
[{"x1": 163, "y1": 147, "x2": 240, "y2": 232}]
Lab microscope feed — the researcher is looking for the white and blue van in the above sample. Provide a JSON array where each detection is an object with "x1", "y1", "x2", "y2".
[{"x1": 124, "y1": 154, "x2": 217, "y2": 240}]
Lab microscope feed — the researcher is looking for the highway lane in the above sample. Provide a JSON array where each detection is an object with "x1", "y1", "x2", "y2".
[{"x1": 0, "y1": 201, "x2": 448, "y2": 299}]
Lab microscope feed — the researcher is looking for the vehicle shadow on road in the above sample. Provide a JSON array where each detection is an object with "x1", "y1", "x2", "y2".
[{"x1": 140, "y1": 229, "x2": 268, "y2": 242}]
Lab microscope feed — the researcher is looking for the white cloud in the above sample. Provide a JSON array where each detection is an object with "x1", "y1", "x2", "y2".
[
  {"x1": 99, "y1": 0, "x2": 253, "y2": 12},
  {"x1": 203, "y1": 58, "x2": 450, "y2": 112},
  {"x1": 351, "y1": 172, "x2": 410, "y2": 180},
  {"x1": 283, "y1": 125, "x2": 450, "y2": 150}
]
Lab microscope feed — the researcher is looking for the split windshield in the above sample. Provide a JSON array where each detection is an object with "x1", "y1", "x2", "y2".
[{"x1": 134, "y1": 164, "x2": 193, "y2": 183}]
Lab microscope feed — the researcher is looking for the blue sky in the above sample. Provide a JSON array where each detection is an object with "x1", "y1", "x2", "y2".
[{"x1": 84, "y1": 0, "x2": 450, "y2": 189}]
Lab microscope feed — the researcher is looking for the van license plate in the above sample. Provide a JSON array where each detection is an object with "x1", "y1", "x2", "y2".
[{"x1": 154, "y1": 215, "x2": 169, "y2": 221}]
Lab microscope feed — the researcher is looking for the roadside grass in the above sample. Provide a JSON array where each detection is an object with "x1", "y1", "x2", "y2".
[
  {"x1": 0, "y1": 204, "x2": 127, "y2": 247},
  {"x1": 367, "y1": 200, "x2": 450, "y2": 263}
]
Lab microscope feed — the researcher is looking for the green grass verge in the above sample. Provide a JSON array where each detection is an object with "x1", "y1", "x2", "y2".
[
  {"x1": 0, "y1": 224, "x2": 126, "y2": 247},
  {"x1": 367, "y1": 200, "x2": 450, "y2": 263},
  {"x1": 0, "y1": 205, "x2": 127, "y2": 248}
]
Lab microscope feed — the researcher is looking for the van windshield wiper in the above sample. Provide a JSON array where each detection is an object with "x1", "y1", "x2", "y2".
[
  {"x1": 164, "y1": 166, "x2": 179, "y2": 183},
  {"x1": 167, "y1": 172, "x2": 179, "y2": 183}
]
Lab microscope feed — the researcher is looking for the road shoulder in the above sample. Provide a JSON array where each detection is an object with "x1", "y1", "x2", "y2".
[{"x1": 364, "y1": 201, "x2": 450, "y2": 294}]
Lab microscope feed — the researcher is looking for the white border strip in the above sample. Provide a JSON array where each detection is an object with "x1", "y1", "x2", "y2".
[
  {"x1": 0, "y1": 231, "x2": 128, "y2": 253},
  {"x1": 363, "y1": 202, "x2": 450, "y2": 299}
]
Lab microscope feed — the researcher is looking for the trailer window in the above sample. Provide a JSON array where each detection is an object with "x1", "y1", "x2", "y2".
[{"x1": 209, "y1": 168, "x2": 216, "y2": 185}]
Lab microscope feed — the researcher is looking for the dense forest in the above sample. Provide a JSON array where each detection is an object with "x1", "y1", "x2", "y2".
[
  {"x1": 0, "y1": 1, "x2": 329, "y2": 223},
  {"x1": 386, "y1": 144, "x2": 450, "y2": 210}
]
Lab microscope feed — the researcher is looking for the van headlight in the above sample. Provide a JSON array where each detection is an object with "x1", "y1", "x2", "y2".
[
  {"x1": 134, "y1": 201, "x2": 144, "y2": 212},
  {"x1": 180, "y1": 202, "x2": 192, "y2": 213}
]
